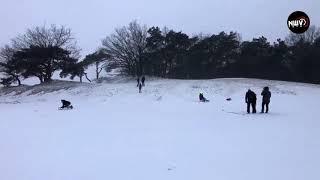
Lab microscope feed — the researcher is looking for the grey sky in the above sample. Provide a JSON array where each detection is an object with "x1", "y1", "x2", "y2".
[{"x1": 0, "y1": 0, "x2": 319, "y2": 57}]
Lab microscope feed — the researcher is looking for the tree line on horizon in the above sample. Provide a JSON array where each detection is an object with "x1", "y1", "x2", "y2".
[{"x1": 1, "y1": 21, "x2": 320, "y2": 86}]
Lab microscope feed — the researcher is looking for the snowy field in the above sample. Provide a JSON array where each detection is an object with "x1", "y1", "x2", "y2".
[{"x1": 0, "y1": 78, "x2": 319, "y2": 180}]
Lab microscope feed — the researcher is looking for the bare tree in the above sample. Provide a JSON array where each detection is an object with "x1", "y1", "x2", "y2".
[
  {"x1": 6, "y1": 24, "x2": 81, "y2": 83},
  {"x1": 12, "y1": 24, "x2": 80, "y2": 58},
  {"x1": 0, "y1": 45, "x2": 22, "y2": 86},
  {"x1": 286, "y1": 25, "x2": 320, "y2": 46},
  {"x1": 83, "y1": 49, "x2": 109, "y2": 80},
  {"x1": 0, "y1": 45, "x2": 14, "y2": 66},
  {"x1": 102, "y1": 20, "x2": 148, "y2": 76},
  {"x1": 84, "y1": 72, "x2": 92, "y2": 82}
]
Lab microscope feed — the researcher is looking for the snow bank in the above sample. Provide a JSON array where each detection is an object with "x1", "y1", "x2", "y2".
[{"x1": 0, "y1": 78, "x2": 319, "y2": 180}]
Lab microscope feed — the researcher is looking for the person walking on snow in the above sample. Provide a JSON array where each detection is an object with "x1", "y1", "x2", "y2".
[
  {"x1": 137, "y1": 77, "x2": 140, "y2": 87},
  {"x1": 139, "y1": 83, "x2": 142, "y2": 93},
  {"x1": 245, "y1": 89, "x2": 257, "y2": 113},
  {"x1": 141, "y1": 76, "x2": 145, "y2": 86},
  {"x1": 261, "y1": 86, "x2": 271, "y2": 113}
]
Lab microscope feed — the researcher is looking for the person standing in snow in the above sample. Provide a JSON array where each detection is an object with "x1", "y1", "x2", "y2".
[
  {"x1": 261, "y1": 86, "x2": 271, "y2": 113},
  {"x1": 141, "y1": 76, "x2": 145, "y2": 86},
  {"x1": 137, "y1": 77, "x2": 140, "y2": 87},
  {"x1": 245, "y1": 89, "x2": 257, "y2": 113},
  {"x1": 139, "y1": 83, "x2": 142, "y2": 93}
]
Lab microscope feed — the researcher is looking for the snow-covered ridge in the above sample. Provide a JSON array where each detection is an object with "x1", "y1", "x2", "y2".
[
  {"x1": 0, "y1": 78, "x2": 319, "y2": 180},
  {"x1": 1, "y1": 77, "x2": 318, "y2": 97}
]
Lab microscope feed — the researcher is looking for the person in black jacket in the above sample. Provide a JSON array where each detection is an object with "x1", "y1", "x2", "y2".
[
  {"x1": 141, "y1": 76, "x2": 145, "y2": 86},
  {"x1": 137, "y1": 77, "x2": 140, "y2": 87},
  {"x1": 199, "y1": 93, "x2": 209, "y2": 102},
  {"x1": 261, "y1": 86, "x2": 271, "y2": 113},
  {"x1": 60, "y1": 99, "x2": 71, "y2": 108},
  {"x1": 139, "y1": 83, "x2": 142, "y2": 93},
  {"x1": 245, "y1": 89, "x2": 257, "y2": 113}
]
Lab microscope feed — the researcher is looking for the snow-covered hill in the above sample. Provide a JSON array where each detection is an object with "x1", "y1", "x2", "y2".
[{"x1": 0, "y1": 78, "x2": 319, "y2": 180}]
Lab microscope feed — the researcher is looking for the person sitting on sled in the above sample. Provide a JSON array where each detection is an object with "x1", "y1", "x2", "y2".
[
  {"x1": 199, "y1": 93, "x2": 209, "y2": 102},
  {"x1": 60, "y1": 99, "x2": 72, "y2": 109}
]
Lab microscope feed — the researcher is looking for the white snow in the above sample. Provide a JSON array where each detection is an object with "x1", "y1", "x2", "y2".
[{"x1": 0, "y1": 78, "x2": 319, "y2": 180}]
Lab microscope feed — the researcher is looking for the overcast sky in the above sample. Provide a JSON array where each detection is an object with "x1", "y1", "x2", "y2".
[{"x1": 0, "y1": 0, "x2": 319, "y2": 56}]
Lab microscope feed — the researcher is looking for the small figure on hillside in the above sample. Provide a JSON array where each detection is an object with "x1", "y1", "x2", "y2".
[
  {"x1": 199, "y1": 93, "x2": 209, "y2": 102},
  {"x1": 139, "y1": 83, "x2": 143, "y2": 93},
  {"x1": 261, "y1": 86, "x2": 271, "y2": 113},
  {"x1": 245, "y1": 89, "x2": 257, "y2": 113},
  {"x1": 141, "y1": 76, "x2": 145, "y2": 86},
  {"x1": 137, "y1": 77, "x2": 140, "y2": 87},
  {"x1": 59, "y1": 99, "x2": 73, "y2": 110}
]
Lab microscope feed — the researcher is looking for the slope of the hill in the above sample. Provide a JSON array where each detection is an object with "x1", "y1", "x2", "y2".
[{"x1": 0, "y1": 78, "x2": 319, "y2": 180}]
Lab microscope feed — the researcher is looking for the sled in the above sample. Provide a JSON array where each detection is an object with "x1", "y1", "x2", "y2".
[
  {"x1": 226, "y1": 111, "x2": 247, "y2": 115},
  {"x1": 200, "y1": 99, "x2": 210, "y2": 102},
  {"x1": 222, "y1": 109, "x2": 246, "y2": 116},
  {"x1": 58, "y1": 105, "x2": 73, "y2": 110}
]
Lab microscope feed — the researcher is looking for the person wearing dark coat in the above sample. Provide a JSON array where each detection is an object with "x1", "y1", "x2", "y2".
[
  {"x1": 141, "y1": 76, "x2": 145, "y2": 86},
  {"x1": 245, "y1": 89, "x2": 257, "y2": 113},
  {"x1": 261, "y1": 86, "x2": 271, "y2": 113},
  {"x1": 60, "y1": 99, "x2": 71, "y2": 108},
  {"x1": 199, "y1": 93, "x2": 204, "y2": 102},
  {"x1": 137, "y1": 77, "x2": 140, "y2": 87},
  {"x1": 139, "y1": 83, "x2": 142, "y2": 93},
  {"x1": 199, "y1": 93, "x2": 209, "y2": 102}
]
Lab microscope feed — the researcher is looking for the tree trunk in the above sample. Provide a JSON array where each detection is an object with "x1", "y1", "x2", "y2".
[
  {"x1": 95, "y1": 62, "x2": 100, "y2": 80},
  {"x1": 79, "y1": 75, "x2": 83, "y2": 83},
  {"x1": 84, "y1": 73, "x2": 91, "y2": 82},
  {"x1": 16, "y1": 77, "x2": 21, "y2": 86},
  {"x1": 135, "y1": 60, "x2": 141, "y2": 76},
  {"x1": 38, "y1": 76, "x2": 44, "y2": 83},
  {"x1": 44, "y1": 76, "x2": 52, "y2": 83},
  {"x1": 44, "y1": 63, "x2": 53, "y2": 83},
  {"x1": 9, "y1": 73, "x2": 21, "y2": 86},
  {"x1": 139, "y1": 59, "x2": 143, "y2": 76}
]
